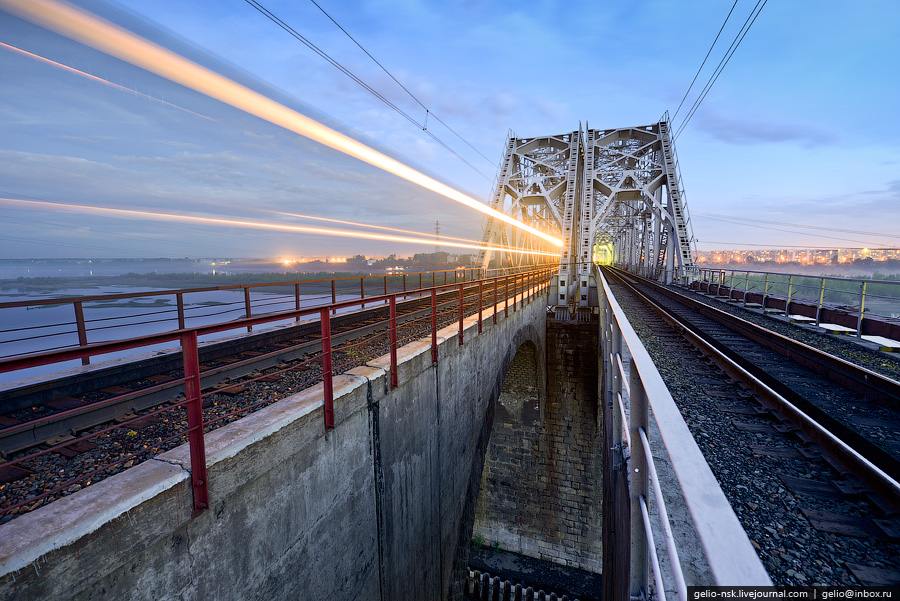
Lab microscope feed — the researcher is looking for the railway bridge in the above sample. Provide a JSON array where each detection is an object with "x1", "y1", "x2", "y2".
[{"x1": 2, "y1": 122, "x2": 900, "y2": 601}]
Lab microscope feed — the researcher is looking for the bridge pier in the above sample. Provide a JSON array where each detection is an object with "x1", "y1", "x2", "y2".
[{"x1": 471, "y1": 316, "x2": 602, "y2": 585}]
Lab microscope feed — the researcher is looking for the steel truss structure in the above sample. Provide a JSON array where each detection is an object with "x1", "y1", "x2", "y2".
[{"x1": 478, "y1": 120, "x2": 696, "y2": 316}]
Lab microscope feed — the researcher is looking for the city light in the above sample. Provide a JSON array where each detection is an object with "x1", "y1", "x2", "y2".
[{"x1": 0, "y1": 0, "x2": 564, "y2": 248}]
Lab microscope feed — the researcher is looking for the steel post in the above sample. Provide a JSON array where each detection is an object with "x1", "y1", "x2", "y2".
[
  {"x1": 244, "y1": 287, "x2": 252, "y2": 332},
  {"x1": 629, "y1": 357, "x2": 649, "y2": 599},
  {"x1": 320, "y1": 308, "x2": 334, "y2": 430},
  {"x1": 458, "y1": 283, "x2": 464, "y2": 345},
  {"x1": 181, "y1": 331, "x2": 209, "y2": 513},
  {"x1": 505, "y1": 276, "x2": 509, "y2": 318},
  {"x1": 389, "y1": 296, "x2": 398, "y2": 388},
  {"x1": 816, "y1": 278, "x2": 826, "y2": 327},
  {"x1": 430, "y1": 289, "x2": 437, "y2": 363},
  {"x1": 493, "y1": 277, "x2": 498, "y2": 324},
  {"x1": 856, "y1": 282, "x2": 867, "y2": 338},
  {"x1": 176, "y1": 293, "x2": 186, "y2": 330},
  {"x1": 360, "y1": 277, "x2": 365, "y2": 309},
  {"x1": 785, "y1": 275, "x2": 794, "y2": 316},
  {"x1": 74, "y1": 301, "x2": 89, "y2": 365},
  {"x1": 478, "y1": 280, "x2": 483, "y2": 334}
]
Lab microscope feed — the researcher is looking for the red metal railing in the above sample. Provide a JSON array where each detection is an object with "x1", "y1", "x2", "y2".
[
  {"x1": 0, "y1": 266, "x2": 553, "y2": 518},
  {"x1": 0, "y1": 267, "x2": 498, "y2": 369}
]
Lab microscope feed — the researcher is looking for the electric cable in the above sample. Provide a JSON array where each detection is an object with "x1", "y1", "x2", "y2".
[
  {"x1": 244, "y1": 0, "x2": 492, "y2": 181},
  {"x1": 308, "y1": 0, "x2": 496, "y2": 167},
  {"x1": 674, "y1": 0, "x2": 768, "y2": 140},
  {"x1": 671, "y1": 0, "x2": 739, "y2": 121}
]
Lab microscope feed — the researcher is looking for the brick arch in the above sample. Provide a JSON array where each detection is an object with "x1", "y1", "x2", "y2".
[{"x1": 469, "y1": 318, "x2": 602, "y2": 577}]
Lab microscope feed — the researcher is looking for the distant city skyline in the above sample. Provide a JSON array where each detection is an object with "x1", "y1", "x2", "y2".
[
  {"x1": 696, "y1": 247, "x2": 900, "y2": 265},
  {"x1": 1, "y1": 1, "x2": 899, "y2": 259}
]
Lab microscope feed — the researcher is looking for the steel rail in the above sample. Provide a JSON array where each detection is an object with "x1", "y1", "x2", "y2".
[{"x1": 606, "y1": 268, "x2": 900, "y2": 510}]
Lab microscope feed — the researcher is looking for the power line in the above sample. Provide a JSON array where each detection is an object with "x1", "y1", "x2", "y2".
[
  {"x1": 307, "y1": 0, "x2": 496, "y2": 168},
  {"x1": 693, "y1": 212, "x2": 900, "y2": 240},
  {"x1": 244, "y1": 0, "x2": 493, "y2": 182},
  {"x1": 694, "y1": 240, "x2": 872, "y2": 249},
  {"x1": 674, "y1": 0, "x2": 769, "y2": 140},
  {"x1": 695, "y1": 214, "x2": 885, "y2": 246},
  {"x1": 671, "y1": 0, "x2": 739, "y2": 121}
]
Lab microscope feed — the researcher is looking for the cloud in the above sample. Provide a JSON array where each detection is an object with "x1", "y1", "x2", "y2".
[{"x1": 692, "y1": 110, "x2": 838, "y2": 148}]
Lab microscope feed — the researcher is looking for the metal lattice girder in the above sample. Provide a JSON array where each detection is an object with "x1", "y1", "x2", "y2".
[{"x1": 479, "y1": 121, "x2": 695, "y2": 305}]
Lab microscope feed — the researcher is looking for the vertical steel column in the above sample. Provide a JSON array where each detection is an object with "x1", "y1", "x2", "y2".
[
  {"x1": 320, "y1": 308, "x2": 334, "y2": 431},
  {"x1": 493, "y1": 277, "x2": 498, "y2": 324},
  {"x1": 430, "y1": 289, "x2": 437, "y2": 363},
  {"x1": 513, "y1": 274, "x2": 518, "y2": 312},
  {"x1": 785, "y1": 275, "x2": 794, "y2": 316},
  {"x1": 181, "y1": 331, "x2": 209, "y2": 513},
  {"x1": 403, "y1": 274, "x2": 407, "y2": 292},
  {"x1": 74, "y1": 301, "x2": 89, "y2": 366},
  {"x1": 762, "y1": 273, "x2": 770, "y2": 311},
  {"x1": 729, "y1": 271, "x2": 735, "y2": 300},
  {"x1": 331, "y1": 280, "x2": 337, "y2": 315},
  {"x1": 419, "y1": 273, "x2": 422, "y2": 291},
  {"x1": 389, "y1": 296, "x2": 398, "y2": 388},
  {"x1": 244, "y1": 287, "x2": 252, "y2": 332},
  {"x1": 629, "y1": 358, "x2": 649, "y2": 599},
  {"x1": 360, "y1": 277, "x2": 365, "y2": 309},
  {"x1": 176, "y1": 293, "x2": 186, "y2": 330},
  {"x1": 458, "y1": 283, "x2": 464, "y2": 345},
  {"x1": 478, "y1": 281, "x2": 483, "y2": 334},
  {"x1": 505, "y1": 276, "x2": 509, "y2": 318},
  {"x1": 815, "y1": 278, "x2": 826, "y2": 327},
  {"x1": 294, "y1": 283, "x2": 301, "y2": 322},
  {"x1": 856, "y1": 282, "x2": 867, "y2": 338},
  {"x1": 383, "y1": 275, "x2": 388, "y2": 296},
  {"x1": 742, "y1": 273, "x2": 750, "y2": 307}
]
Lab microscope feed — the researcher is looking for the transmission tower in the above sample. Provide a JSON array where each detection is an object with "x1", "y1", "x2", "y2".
[{"x1": 434, "y1": 221, "x2": 440, "y2": 253}]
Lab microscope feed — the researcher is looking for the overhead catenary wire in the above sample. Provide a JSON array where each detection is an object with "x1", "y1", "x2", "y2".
[
  {"x1": 671, "y1": 0, "x2": 739, "y2": 121},
  {"x1": 673, "y1": 0, "x2": 769, "y2": 140},
  {"x1": 307, "y1": 0, "x2": 496, "y2": 168},
  {"x1": 695, "y1": 214, "x2": 887, "y2": 247},
  {"x1": 244, "y1": 0, "x2": 493, "y2": 182},
  {"x1": 693, "y1": 212, "x2": 900, "y2": 241}
]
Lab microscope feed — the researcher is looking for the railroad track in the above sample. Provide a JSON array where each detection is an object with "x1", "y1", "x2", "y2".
[{"x1": 603, "y1": 267, "x2": 900, "y2": 586}]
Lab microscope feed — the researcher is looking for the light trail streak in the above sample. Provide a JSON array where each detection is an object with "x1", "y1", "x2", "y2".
[
  {"x1": 0, "y1": 0, "x2": 563, "y2": 248},
  {"x1": 275, "y1": 211, "x2": 490, "y2": 246},
  {"x1": 0, "y1": 197, "x2": 559, "y2": 257},
  {"x1": 0, "y1": 40, "x2": 216, "y2": 121}
]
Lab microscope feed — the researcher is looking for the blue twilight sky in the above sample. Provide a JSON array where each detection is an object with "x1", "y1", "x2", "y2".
[{"x1": 1, "y1": 0, "x2": 899, "y2": 260}]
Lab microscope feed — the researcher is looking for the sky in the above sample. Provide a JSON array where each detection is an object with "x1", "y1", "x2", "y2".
[{"x1": 1, "y1": 0, "x2": 899, "y2": 260}]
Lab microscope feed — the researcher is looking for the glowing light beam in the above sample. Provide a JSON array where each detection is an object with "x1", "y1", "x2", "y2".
[
  {"x1": 0, "y1": 197, "x2": 559, "y2": 257},
  {"x1": 275, "y1": 211, "x2": 490, "y2": 246},
  {"x1": 0, "y1": 0, "x2": 563, "y2": 248},
  {"x1": 0, "y1": 40, "x2": 216, "y2": 121}
]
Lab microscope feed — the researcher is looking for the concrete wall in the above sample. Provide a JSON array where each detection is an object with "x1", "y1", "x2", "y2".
[
  {"x1": 473, "y1": 319, "x2": 602, "y2": 573},
  {"x1": 0, "y1": 291, "x2": 548, "y2": 601}
]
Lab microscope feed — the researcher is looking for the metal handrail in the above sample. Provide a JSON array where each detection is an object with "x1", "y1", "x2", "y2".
[
  {"x1": 1, "y1": 266, "x2": 554, "y2": 518},
  {"x1": 598, "y1": 266, "x2": 770, "y2": 594}
]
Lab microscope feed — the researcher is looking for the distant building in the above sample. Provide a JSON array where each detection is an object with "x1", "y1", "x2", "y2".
[{"x1": 695, "y1": 247, "x2": 900, "y2": 265}]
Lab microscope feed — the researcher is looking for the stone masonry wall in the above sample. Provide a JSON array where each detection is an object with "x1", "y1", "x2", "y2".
[{"x1": 473, "y1": 319, "x2": 601, "y2": 573}]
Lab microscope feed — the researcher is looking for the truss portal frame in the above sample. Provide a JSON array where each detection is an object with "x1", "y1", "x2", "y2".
[{"x1": 479, "y1": 121, "x2": 696, "y2": 314}]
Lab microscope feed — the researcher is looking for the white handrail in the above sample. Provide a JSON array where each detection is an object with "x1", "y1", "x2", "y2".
[{"x1": 599, "y1": 266, "x2": 771, "y2": 592}]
